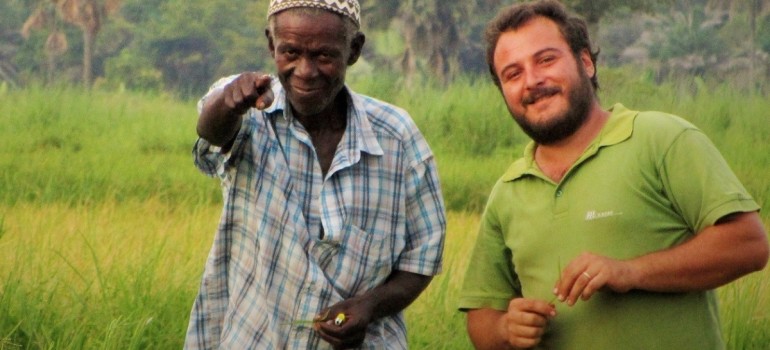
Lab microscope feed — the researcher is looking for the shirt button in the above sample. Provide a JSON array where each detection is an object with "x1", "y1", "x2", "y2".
[{"x1": 556, "y1": 190, "x2": 564, "y2": 197}]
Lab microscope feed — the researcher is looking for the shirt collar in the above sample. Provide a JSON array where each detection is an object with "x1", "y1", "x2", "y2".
[
  {"x1": 264, "y1": 79, "x2": 385, "y2": 163},
  {"x1": 501, "y1": 103, "x2": 637, "y2": 182}
]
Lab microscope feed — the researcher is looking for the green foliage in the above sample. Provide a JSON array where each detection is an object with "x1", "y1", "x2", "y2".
[
  {"x1": 0, "y1": 84, "x2": 219, "y2": 206},
  {"x1": 377, "y1": 75, "x2": 525, "y2": 211},
  {"x1": 595, "y1": 7, "x2": 647, "y2": 66},
  {"x1": 759, "y1": 14, "x2": 770, "y2": 53},
  {"x1": 101, "y1": 0, "x2": 271, "y2": 97},
  {"x1": 718, "y1": 274, "x2": 770, "y2": 350},
  {"x1": 2, "y1": 69, "x2": 769, "y2": 213},
  {"x1": 1, "y1": 70, "x2": 770, "y2": 349},
  {"x1": 0, "y1": 2, "x2": 24, "y2": 86},
  {"x1": 103, "y1": 49, "x2": 164, "y2": 91},
  {"x1": 4, "y1": 0, "x2": 770, "y2": 94},
  {"x1": 0, "y1": 201, "x2": 214, "y2": 349},
  {"x1": 647, "y1": 8, "x2": 726, "y2": 76},
  {"x1": 563, "y1": 0, "x2": 669, "y2": 24}
]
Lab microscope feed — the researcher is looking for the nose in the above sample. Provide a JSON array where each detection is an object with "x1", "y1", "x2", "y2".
[
  {"x1": 294, "y1": 57, "x2": 318, "y2": 79},
  {"x1": 524, "y1": 66, "x2": 544, "y2": 89}
]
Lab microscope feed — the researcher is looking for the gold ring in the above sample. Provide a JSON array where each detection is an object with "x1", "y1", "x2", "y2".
[
  {"x1": 582, "y1": 271, "x2": 592, "y2": 279},
  {"x1": 334, "y1": 313, "x2": 346, "y2": 326}
]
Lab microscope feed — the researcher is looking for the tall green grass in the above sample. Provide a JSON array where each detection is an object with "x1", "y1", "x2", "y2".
[
  {"x1": 0, "y1": 86, "x2": 218, "y2": 206},
  {"x1": 1, "y1": 70, "x2": 769, "y2": 349},
  {"x1": 0, "y1": 201, "x2": 216, "y2": 349}
]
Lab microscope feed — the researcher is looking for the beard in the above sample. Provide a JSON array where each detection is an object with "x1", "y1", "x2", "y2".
[{"x1": 510, "y1": 69, "x2": 594, "y2": 145}]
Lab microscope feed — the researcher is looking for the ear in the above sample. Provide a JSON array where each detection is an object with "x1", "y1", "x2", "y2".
[
  {"x1": 579, "y1": 49, "x2": 595, "y2": 80},
  {"x1": 265, "y1": 28, "x2": 276, "y2": 58},
  {"x1": 347, "y1": 32, "x2": 365, "y2": 66}
]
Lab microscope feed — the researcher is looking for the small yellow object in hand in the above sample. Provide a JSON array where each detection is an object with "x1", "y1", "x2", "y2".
[{"x1": 334, "y1": 313, "x2": 346, "y2": 326}]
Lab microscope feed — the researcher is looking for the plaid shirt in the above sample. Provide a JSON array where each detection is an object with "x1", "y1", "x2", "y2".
[{"x1": 185, "y1": 76, "x2": 446, "y2": 349}]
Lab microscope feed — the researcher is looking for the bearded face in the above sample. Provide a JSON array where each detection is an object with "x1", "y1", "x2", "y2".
[
  {"x1": 492, "y1": 17, "x2": 597, "y2": 145},
  {"x1": 509, "y1": 63, "x2": 594, "y2": 145}
]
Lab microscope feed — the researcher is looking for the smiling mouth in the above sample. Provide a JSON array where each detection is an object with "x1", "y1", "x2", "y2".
[
  {"x1": 292, "y1": 84, "x2": 323, "y2": 94},
  {"x1": 523, "y1": 87, "x2": 561, "y2": 106},
  {"x1": 293, "y1": 87, "x2": 317, "y2": 95}
]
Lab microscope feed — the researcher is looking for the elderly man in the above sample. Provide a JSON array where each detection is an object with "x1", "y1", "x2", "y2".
[{"x1": 186, "y1": 0, "x2": 446, "y2": 349}]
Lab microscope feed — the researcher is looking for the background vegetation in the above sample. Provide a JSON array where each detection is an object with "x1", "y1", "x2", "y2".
[
  {"x1": 1, "y1": 68, "x2": 769, "y2": 349},
  {"x1": 1, "y1": 0, "x2": 769, "y2": 349},
  {"x1": 1, "y1": 0, "x2": 770, "y2": 95}
]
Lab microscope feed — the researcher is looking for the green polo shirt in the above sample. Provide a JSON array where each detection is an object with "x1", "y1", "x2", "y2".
[{"x1": 458, "y1": 104, "x2": 759, "y2": 349}]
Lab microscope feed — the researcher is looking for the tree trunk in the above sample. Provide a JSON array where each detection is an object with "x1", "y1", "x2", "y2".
[
  {"x1": 82, "y1": 28, "x2": 95, "y2": 88},
  {"x1": 401, "y1": 25, "x2": 418, "y2": 88},
  {"x1": 46, "y1": 54, "x2": 56, "y2": 84}
]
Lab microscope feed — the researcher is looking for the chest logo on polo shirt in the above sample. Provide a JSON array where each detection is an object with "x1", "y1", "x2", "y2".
[{"x1": 585, "y1": 210, "x2": 623, "y2": 221}]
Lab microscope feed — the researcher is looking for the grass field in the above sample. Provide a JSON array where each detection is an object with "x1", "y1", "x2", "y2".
[{"x1": 1, "y1": 71, "x2": 769, "y2": 349}]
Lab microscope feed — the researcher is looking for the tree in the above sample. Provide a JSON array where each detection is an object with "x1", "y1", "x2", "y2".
[
  {"x1": 57, "y1": 0, "x2": 122, "y2": 88},
  {"x1": 361, "y1": 0, "x2": 451, "y2": 84},
  {"x1": 1, "y1": 0, "x2": 30, "y2": 87},
  {"x1": 21, "y1": 1, "x2": 67, "y2": 84},
  {"x1": 102, "y1": 0, "x2": 272, "y2": 96},
  {"x1": 361, "y1": 0, "x2": 502, "y2": 85},
  {"x1": 706, "y1": 0, "x2": 770, "y2": 88},
  {"x1": 22, "y1": 0, "x2": 121, "y2": 87},
  {"x1": 562, "y1": 0, "x2": 673, "y2": 39}
]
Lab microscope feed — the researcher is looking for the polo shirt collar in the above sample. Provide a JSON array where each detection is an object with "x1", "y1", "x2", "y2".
[{"x1": 501, "y1": 103, "x2": 637, "y2": 182}]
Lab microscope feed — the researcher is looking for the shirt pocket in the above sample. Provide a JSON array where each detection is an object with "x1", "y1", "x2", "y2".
[{"x1": 311, "y1": 223, "x2": 393, "y2": 296}]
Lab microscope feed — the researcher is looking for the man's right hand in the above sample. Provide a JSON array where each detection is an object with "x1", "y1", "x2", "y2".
[
  {"x1": 466, "y1": 298, "x2": 555, "y2": 350},
  {"x1": 222, "y1": 72, "x2": 274, "y2": 115},
  {"x1": 499, "y1": 298, "x2": 555, "y2": 349},
  {"x1": 197, "y1": 72, "x2": 275, "y2": 147}
]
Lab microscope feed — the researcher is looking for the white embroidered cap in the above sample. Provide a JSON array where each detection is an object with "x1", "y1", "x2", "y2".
[{"x1": 267, "y1": 0, "x2": 361, "y2": 27}]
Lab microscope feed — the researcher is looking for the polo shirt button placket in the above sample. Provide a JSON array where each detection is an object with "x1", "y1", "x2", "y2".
[{"x1": 553, "y1": 187, "x2": 569, "y2": 215}]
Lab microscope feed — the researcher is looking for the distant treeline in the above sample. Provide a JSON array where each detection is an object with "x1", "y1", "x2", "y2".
[{"x1": 1, "y1": 0, "x2": 769, "y2": 96}]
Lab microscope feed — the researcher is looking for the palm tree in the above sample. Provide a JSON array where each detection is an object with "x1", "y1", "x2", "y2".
[
  {"x1": 21, "y1": 2, "x2": 67, "y2": 84},
  {"x1": 58, "y1": 0, "x2": 122, "y2": 88},
  {"x1": 22, "y1": 0, "x2": 121, "y2": 87}
]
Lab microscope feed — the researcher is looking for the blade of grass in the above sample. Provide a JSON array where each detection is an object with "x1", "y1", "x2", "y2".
[{"x1": 548, "y1": 257, "x2": 562, "y2": 304}]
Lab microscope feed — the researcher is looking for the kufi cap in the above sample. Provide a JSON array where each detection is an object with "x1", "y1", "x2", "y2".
[{"x1": 267, "y1": 0, "x2": 360, "y2": 27}]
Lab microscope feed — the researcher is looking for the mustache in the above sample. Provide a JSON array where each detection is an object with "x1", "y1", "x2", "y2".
[{"x1": 522, "y1": 86, "x2": 561, "y2": 106}]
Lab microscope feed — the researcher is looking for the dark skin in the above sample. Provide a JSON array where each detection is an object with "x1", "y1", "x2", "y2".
[
  {"x1": 196, "y1": 9, "x2": 433, "y2": 349},
  {"x1": 314, "y1": 270, "x2": 432, "y2": 349}
]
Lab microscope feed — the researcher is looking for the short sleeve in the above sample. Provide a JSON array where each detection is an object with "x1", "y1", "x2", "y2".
[
  {"x1": 398, "y1": 148, "x2": 447, "y2": 276},
  {"x1": 659, "y1": 129, "x2": 759, "y2": 233}
]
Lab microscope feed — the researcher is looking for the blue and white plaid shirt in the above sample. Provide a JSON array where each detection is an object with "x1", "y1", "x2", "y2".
[{"x1": 185, "y1": 76, "x2": 446, "y2": 349}]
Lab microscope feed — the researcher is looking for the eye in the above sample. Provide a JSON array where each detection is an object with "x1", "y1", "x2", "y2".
[
  {"x1": 504, "y1": 69, "x2": 521, "y2": 82},
  {"x1": 317, "y1": 53, "x2": 331, "y2": 62},
  {"x1": 539, "y1": 55, "x2": 556, "y2": 65},
  {"x1": 280, "y1": 47, "x2": 299, "y2": 60},
  {"x1": 316, "y1": 51, "x2": 337, "y2": 64}
]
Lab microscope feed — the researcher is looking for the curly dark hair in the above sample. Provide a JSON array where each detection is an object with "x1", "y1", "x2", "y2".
[{"x1": 485, "y1": 0, "x2": 599, "y2": 90}]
